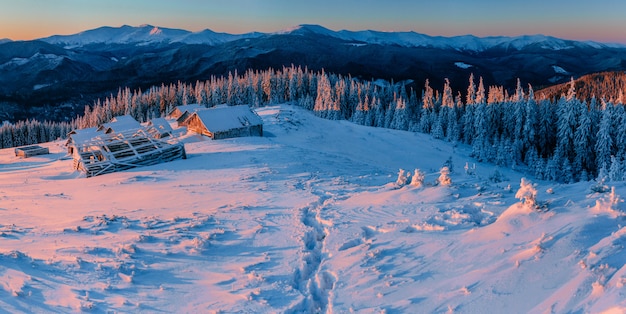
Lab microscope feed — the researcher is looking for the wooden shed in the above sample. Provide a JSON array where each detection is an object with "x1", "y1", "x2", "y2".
[
  {"x1": 66, "y1": 127, "x2": 103, "y2": 154},
  {"x1": 184, "y1": 105, "x2": 263, "y2": 140},
  {"x1": 168, "y1": 104, "x2": 204, "y2": 119},
  {"x1": 15, "y1": 145, "x2": 49, "y2": 158},
  {"x1": 167, "y1": 104, "x2": 205, "y2": 127},
  {"x1": 72, "y1": 129, "x2": 186, "y2": 177},
  {"x1": 146, "y1": 118, "x2": 174, "y2": 139},
  {"x1": 97, "y1": 115, "x2": 141, "y2": 134}
]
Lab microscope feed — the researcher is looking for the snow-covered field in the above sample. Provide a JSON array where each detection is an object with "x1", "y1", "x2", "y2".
[{"x1": 1, "y1": 105, "x2": 625, "y2": 313}]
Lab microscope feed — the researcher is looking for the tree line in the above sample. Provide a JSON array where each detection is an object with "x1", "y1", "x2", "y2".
[{"x1": 1, "y1": 66, "x2": 625, "y2": 183}]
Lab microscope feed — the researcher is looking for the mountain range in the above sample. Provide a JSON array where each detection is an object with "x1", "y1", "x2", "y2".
[
  {"x1": 35, "y1": 24, "x2": 626, "y2": 51},
  {"x1": 1, "y1": 24, "x2": 626, "y2": 121}
]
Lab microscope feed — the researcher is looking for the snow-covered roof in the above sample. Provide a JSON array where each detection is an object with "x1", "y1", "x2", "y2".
[
  {"x1": 169, "y1": 104, "x2": 204, "y2": 116},
  {"x1": 68, "y1": 127, "x2": 103, "y2": 145},
  {"x1": 99, "y1": 115, "x2": 141, "y2": 133},
  {"x1": 192, "y1": 105, "x2": 262, "y2": 133},
  {"x1": 148, "y1": 118, "x2": 173, "y2": 133}
]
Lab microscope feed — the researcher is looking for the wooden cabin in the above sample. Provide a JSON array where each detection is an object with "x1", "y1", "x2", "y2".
[
  {"x1": 168, "y1": 104, "x2": 204, "y2": 119},
  {"x1": 66, "y1": 127, "x2": 103, "y2": 154},
  {"x1": 167, "y1": 104, "x2": 205, "y2": 127},
  {"x1": 97, "y1": 115, "x2": 141, "y2": 134},
  {"x1": 146, "y1": 118, "x2": 174, "y2": 139},
  {"x1": 15, "y1": 145, "x2": 49, "y2": 158},
  {"x1": 184, "y1": 105, "x2": 263, "y2": 140}
]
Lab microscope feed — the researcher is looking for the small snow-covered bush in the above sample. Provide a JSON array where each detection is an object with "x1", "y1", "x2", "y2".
[
  {"x1": 590, "y1": 174, "x2": 610, "y2": 193},
  {"x1": 410, "y1": 169, "x2": 425, "y2": 188},
  {"x1": 396, "y1": 169, "x2": 409, "y2": 187},
  {"x1": 489, "y1": 169, "x2": 507, "y2": 183},
  {"x1": 515, "y1": 178, "x2": 537, "y2": 209},
  {"x1": 464, "y1": 162, "x2": 476, "y2": 176},
  {"x1": 443, "y1": 156, "x2": 454, "y2": 173},
  {"x1": 592, "y1": 186, "x2": 624, "y2": 218},
  {"x1": 438, "y1": 167, "x2": 452, "y2": 186}
]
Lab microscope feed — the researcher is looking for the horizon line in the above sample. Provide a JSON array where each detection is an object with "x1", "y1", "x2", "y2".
[{"x1": 2, "y1": 23, "x2": 626, "y2": 46}]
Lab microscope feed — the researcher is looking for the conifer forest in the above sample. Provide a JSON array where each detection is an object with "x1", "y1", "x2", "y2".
[{"x1": 2, "y1": 66, "x2": 626, "y2": 183}]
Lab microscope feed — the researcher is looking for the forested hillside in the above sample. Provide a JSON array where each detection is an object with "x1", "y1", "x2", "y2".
[
  {"x1": 2, "y1": 66, "x2": 626, "y2": 183},
  {"x1": 537, "y1": 71, "x2": 626, "y2": 102}
]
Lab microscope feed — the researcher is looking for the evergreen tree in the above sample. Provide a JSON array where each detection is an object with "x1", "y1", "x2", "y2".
[
  {"x1": 574, "y1": 102, "x2": 595, "y2": 177},
  {"x1": 596, "y1": 103, "x2": 614, "y2": 173},
  {"x1": 418, "y1": 80, "x2": 435, "y2": 133},
  {"x1": 472, "y1": 102, "x2": 488, "y2": 161},
  {"x1": 466, "y1": 73, "x2": 476, "y2": 105},
  {"x1": 390, "y1": 97, "x2": 409, "y2": 130}
]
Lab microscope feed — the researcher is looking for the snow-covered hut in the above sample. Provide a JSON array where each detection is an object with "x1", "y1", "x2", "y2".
[
  {"x1": 97, "y1": 115, "x2": 141, "y2": 134},
  {"x1": 146, "y1": 118, "x2": 174, "y2": 139},
  {"x1": 184, "y1": 105, "x2": 263, "y2": 140},
  {"x1": 167, "y1": 104, "x2": 205, "y2": 126},
  {"x1": 71, "y1": 129, "x2": 186, "y2": 177},
  {"x1": 15, "y1": 145, "x2": 49, "y2": 158},
  {"x1": 66, "y1": 127, "x2": 103, "y2": 154}
]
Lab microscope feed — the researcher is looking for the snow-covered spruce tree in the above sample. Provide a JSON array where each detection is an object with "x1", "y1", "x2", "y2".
[
  {"x1": 516, "y1": 178, "x2": 538, "y2": 209},
  {"x1": 472, "y1": 102, "x2": 488, "y2": 161},
  {"x1": 314, "y1": 70, "x2": 334, "y2": 119},
  {"x1": 350, "y1": 94, "x2": 368, "y2": 126},
  {"x1": 466, "y1": 73, "x2": 476, "y2": 106},
  {"x1": 533, "y1": 99, "x2": 550, "y2": 156},
  {"x1": 596, "y1": 102, "x2": 614, "y2": 174},
  {"x1": 438, "y1": 167, "x2": 452, "y2": 186},
  {"x1": 554, "y1": 89, "x2": 578, "y2": 167},
  {"x1": 574, "y1": 102, "x2": 595, "y2": 179},
  {"x1": 390, "y1": 97, "x2": 409, "y2": 130},
  {"x1": 432, "y1": 109, "x2": 445, "y2": 140},
  {"x1": 418, "y1": 79, "x2": 435, "y2": 133},
  {"x1": 522, "y1": 85, "x2": 538, "y2": 160},
  {"x1": 609, "y1": 156, "x2": 623, "y2": 182},
  {"x1": 396, "y1": 169, "x2": 409, "y2": 187},
  {"x1": 446, "y1": 92, "x2": 461, "y2": 142},
  {"x1": 410, "y1": 169, "x2": 426, "y2": 188},
  {"x1": 461, "y1": 102, "x2": 475, "y2": 145},
  {"x1": 615, "y1": 105, "x2": 626, "y2": 176},
  {"x1": 464, "y1": 162, "x2": 476, "y2": 176}
]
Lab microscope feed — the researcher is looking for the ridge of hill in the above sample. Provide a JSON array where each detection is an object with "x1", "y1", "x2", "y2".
[{"x1": 536, "y1": 71, "x2": 626, "y2": 102}]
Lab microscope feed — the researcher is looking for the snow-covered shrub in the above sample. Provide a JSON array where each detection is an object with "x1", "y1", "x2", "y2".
[
  {"x1": 590, "y1": 171, "x2": 610, "y2": 193},
  {"x1": 515, "y1": 178, "x2": 537, "y2": 209},
  {"x1": 438, "y1": 167, "x2": 452, "y2": 186},
  {"x1": 592, "y1": 186, "x2": 624, "y2": 218},
  {"x1": 464, "y1": 162, "x2": 476, "y2": 176},
  {"x1": 443, "y1": 156, "x2": 454, "y2": 173},
  {"x1": 607, "y1": 187, "x2": 623, "y2": 210},
  {"x1": 396, "y1": 169, "x2": 409, "y2": 187},
  {"x1": 489, "y1": 169, "x2": 507, "y2": 183},
  {"x1": 410, "y1": 169, "x2": 425, "y2": 188}
]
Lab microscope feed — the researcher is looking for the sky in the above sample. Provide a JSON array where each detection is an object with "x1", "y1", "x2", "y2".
[{"x1": 1, "y1": 0, "x2": 625, "y2": 44}]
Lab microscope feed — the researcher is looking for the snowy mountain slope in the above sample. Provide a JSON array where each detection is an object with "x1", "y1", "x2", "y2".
[
  {"x1": 40, "y1": 24, "x2": 625, "y2": 51},
  {"x1": 1, "y1": 105, "x2": 625, "y2": 312},
  {"x1": 281, "y1": 24, "x2": 624, "y2": 52},
  {"x1": 41, "y1": 24, "x2": 261, "y2": 47}
]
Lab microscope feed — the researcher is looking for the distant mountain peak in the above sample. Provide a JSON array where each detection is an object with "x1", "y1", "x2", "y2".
[
  {"x1": 149, "y1": 26, "x2": 163, "y2": 36},
  {"x1": 276, "y1": 24, "x2": 334, "y2": 36}
]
